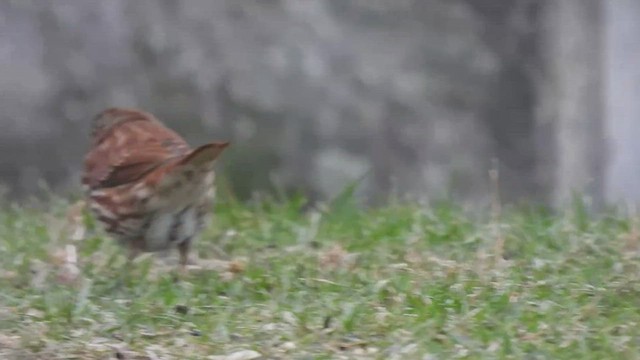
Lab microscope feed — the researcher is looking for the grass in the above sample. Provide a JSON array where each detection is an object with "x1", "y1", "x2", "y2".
[{"x1": 1, "y1": 195, "x2": 640, "y2": 359}]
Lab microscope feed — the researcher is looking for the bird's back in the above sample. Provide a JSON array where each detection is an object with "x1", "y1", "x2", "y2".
[{"x1": 83, "y1": 108, "x2": 227, "y2": 252}]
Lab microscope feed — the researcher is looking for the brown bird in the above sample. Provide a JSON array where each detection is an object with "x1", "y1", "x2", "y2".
[{"x1": 82, "y1": 107, "x2": 229, "y2": 275}]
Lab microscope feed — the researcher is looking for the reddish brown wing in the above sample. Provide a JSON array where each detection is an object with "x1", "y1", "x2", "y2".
[
  {"x1": 83, "y1": 119, "x2": 191, "y2": 189},
  {"x1": 178, "y1": 142, "x2": 230, "y2": 168},
  {"x1": 147, "y1": 142, "x2": 230, "y2": 191}
]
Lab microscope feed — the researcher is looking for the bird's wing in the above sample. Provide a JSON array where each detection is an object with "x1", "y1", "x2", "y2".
[
  {"x1": 151, "y1": 141, "x2": 230, "y2": 192},
  {"x1": 83, "y1": 120, "x2": 191, "y2": 189},
  {"x1": 178, "y1": 142, "x2": 230, "y2": 169}
]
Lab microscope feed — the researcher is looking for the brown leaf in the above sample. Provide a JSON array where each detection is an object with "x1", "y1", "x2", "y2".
[
  {"x1": 318, "y1": 244, "x2": 357, "y2": 270},
  {"x1": 0, "y1": 334, "x2": 20, "y2": 349},
  {"x1": 208, "y1": 350, "x2": 262, "y2": 360},
  {"x1": 228, "y1": 258, "x2": 247, "y2": 274}
]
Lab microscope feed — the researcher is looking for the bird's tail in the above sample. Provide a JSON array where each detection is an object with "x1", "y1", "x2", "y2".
[{"x1": 179, "y1": 141, "x2": 230, "y2": 168}]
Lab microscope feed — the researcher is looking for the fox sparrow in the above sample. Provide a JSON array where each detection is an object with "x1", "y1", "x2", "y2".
[{"x1": 82, "y1": 108, "x2": 229, "y2": 273}]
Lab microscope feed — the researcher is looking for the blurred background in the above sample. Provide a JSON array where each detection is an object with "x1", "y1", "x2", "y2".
[{"x1": 0, "y1": 0, "x2": 638, "y2": 208}]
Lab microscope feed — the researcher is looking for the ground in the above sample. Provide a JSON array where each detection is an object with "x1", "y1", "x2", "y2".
[{"x1": 1, "y1": 195, "x2": 640, "y2": 359}]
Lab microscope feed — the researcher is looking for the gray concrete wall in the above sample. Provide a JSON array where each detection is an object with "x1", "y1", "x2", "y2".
[{"x1": 0, "y1": 0, "x2": 633, "y2": 208}]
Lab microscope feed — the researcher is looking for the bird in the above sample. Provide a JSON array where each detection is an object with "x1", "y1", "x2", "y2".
[{"x1": 82, "y1": 107, "x2": 229, "y2": 276}]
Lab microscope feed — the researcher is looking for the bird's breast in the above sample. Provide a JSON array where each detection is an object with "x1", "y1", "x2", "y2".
[
  {"x1": 143, "y1": 206, "x2": 200, "y2": 251},
  {"x1": 87, "y1": 167, "x2": 215, "y2": 252}
]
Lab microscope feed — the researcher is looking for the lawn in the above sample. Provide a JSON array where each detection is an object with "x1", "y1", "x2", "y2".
[{"x1": 1, "y1": 194, "x2": 640, "y2": 359}]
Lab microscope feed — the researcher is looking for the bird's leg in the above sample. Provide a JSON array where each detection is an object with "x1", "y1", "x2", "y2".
[{"x1": 177, "y1": 240, "x2": 191, "y2": 279}]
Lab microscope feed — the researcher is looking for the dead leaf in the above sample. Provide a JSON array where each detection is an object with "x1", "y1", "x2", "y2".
[
  {"x1": 487, "y1": 341, "x2": 500, "y2": 352},
  {"x1": 228, "y1": 258, "x2": 247, "y2": 274},
  {"x1": 219, "y1": 271, "x2": 235, "y2": 282},
  {"x1": 25, "y1": 308, "x2": 45, "y2": 319},
  {"x1": 319, "y1": 244, "x2": 357, "y2": 270},
  {"x1": 281, "y1": 311, "x2": 298, "y2": 326},
  {"x1": 279, "y1": 341, "x2": 296, "y2": 351},
  {"x1": 0, "y1": 334, "x2": 20, "y2": 349},
  {"x1": 329, "y1": 335, "x2": 369, "y2": 353},
  {"x1": 0, "y1": 270, "x2": 17, "y2": 280},
  {"x1": 404, "y1": 250, "x2": 423, "y2": 265},
  {"x1": 208, "y1": 350, "x2": 262, "y2": 360}
]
